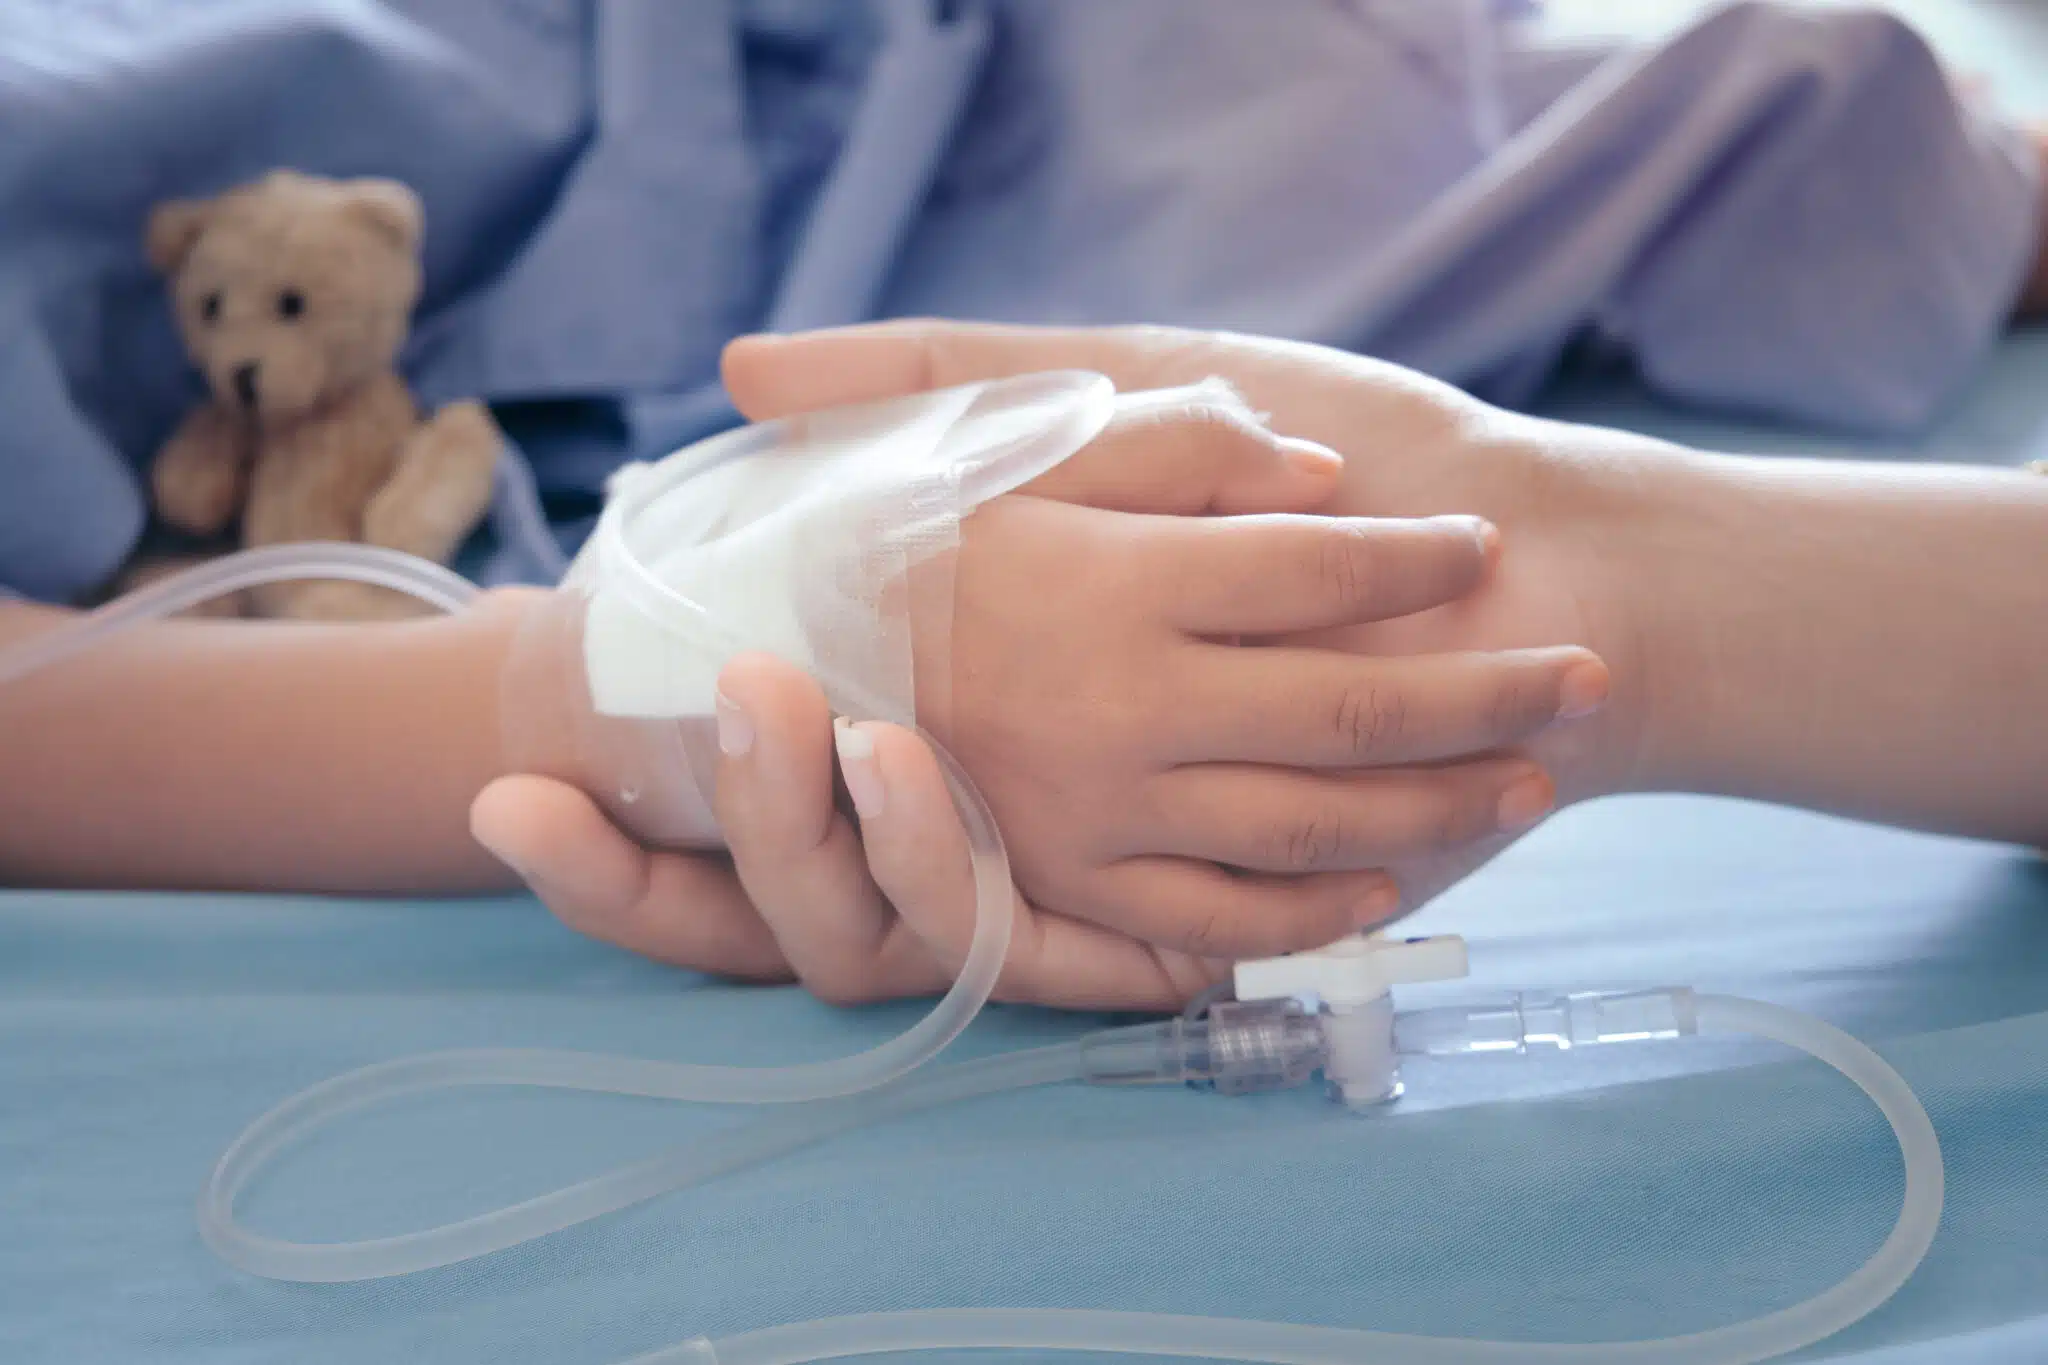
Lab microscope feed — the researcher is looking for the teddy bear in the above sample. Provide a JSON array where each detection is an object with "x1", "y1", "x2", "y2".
[{"x1": 140, "y1": 169, "x2": 500, "y2": 620}]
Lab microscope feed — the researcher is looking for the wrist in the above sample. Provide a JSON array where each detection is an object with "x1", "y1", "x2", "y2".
[
  {"x1": 397, "y1": 587, "x2": 548, "y2": 888},
  {"x1": 1546, "y1": 437, "x2": 1806, "y2": 803},
  {"x1": 492, "y1": 584, "x2": 730, "y2": 851},
  {"x1": 1578, "y1": 450, "x2": 2048, "y2": 836},
  {"x1": 1480, "y1": 420, "x2": 1715, "y2": 807}
]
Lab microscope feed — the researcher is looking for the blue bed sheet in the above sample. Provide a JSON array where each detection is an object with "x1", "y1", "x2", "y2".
[{"x1": 6, "y1": 797, "x2": 2048, "y2": 1365}]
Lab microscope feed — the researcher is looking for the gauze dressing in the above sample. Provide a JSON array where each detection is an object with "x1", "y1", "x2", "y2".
[{"x1": 500, "y1": 370, "x2": 1116, "y2": 850}]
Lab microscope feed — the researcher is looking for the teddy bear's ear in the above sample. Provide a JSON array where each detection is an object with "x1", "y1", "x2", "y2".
[
  {"x1": 145, "y1": 198, "x2": 212, "y2": 275},
  {"x1": 336, "y1": 179, "x2": 424, "y2": 255}
]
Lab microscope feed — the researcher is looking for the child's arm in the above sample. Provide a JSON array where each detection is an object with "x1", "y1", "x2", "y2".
[{"x1": 0, "y1": 594, "x2": 527, "y2": 892}]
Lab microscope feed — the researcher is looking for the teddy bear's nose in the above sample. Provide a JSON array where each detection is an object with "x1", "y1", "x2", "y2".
[{"x1": 231, "y1": 362, "x2": 260, "y2": 412}]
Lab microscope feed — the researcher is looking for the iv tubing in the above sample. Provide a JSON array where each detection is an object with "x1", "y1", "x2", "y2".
[
  {"x1": 663, "y1": 996, "x2": 1943, "y2": 1365},
  {"x1": 0, "y1": 541, "x2": 479, "y2": 686},
  {"x1": 198, "y1": 1042, "x2": 1087, "y2": 1283},
  {"x1": 0, "y1": 545, "x2": 1944, "y2": 1365}
]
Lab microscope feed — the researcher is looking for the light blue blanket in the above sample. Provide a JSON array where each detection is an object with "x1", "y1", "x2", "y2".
[{"x1": 1, "y1": 0, "x2": 2038, "y2": 599}]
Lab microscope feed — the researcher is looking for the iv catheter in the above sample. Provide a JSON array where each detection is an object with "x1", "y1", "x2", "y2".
[{"x1": 0, "y1": 373, "x2": 1943, "y2": 1365}]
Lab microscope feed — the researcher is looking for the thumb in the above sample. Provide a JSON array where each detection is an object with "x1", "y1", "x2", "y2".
[
  {"x1": 721, "y1": 320, "x2": 1478, "y2": 476},
  {"x1": 1023, "y1": 380, "x2": 1345, "y2": 515},
  {"x1": 470, "y1": 774, "x2": 789, "y2": 979},
  {"x1": 724, "y1": 321, "x2": 1344, "y2": 515},
  {"x1": 721, "y1": 319, "x2": 1220, "y2": 422}
]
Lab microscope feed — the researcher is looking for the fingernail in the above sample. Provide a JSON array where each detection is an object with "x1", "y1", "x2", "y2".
[
  {"x1": 1497, "y1": 772, "x2": 1555, "y2": 832},
  {"x1": 1557, "y1": 661, "x2": 1610, "y2": 720},
  {"x1": 1282, "y1": 441, "x2": 1344, "y2": 479},
  {"x1": 471, "y1": 825, "x2": 532, "y2": 884},
  {"x1": 1440, "y1": 514, "x2": 1499, "y2": 561},
  {"x1": 715, "y1": 689, "x2": 754, "y2": 757},
  {"x1": 1354, "y1": 883, "x2": 1402, "y2": 927},
  {"x1": 834, "y1": 717, "x2": 886, "y2": 819}
]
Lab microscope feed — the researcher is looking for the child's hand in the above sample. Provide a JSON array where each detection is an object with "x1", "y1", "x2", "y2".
[{"x1": 929, "y1": 491, "x2": 1599, "y2": 961}]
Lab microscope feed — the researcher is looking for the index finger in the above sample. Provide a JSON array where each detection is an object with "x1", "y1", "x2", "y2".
[{"x1": 712, "y1": 654, "x2": 951, "y2": 1006}]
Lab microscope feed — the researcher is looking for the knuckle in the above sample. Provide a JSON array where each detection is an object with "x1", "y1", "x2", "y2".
[
  {"x1": 1333, "y1": 682, "x2": 1407, "y2": 761},
  {"x1": 1178, "y1": 907, "x2": 1227, "y2": 959},
  {"x1": 1108, "y1": 382, "x2": 1260, "y2": 452},
  {"x1": 1262, "y1": 808, "x2": 1348, "y2": 873},
  {"x1": 1315, "y1": 522, "x2": 1376, "y2": 610},
  {"x1": 1177, "y1": 387, "x2": 1264, "y2": 443}
]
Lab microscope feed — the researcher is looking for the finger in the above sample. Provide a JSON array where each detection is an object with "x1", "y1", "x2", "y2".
[
  {"x1": 1145, "y1": 759, "x2": 1553, "y2": 874},
  {"x1": 721, "y1": 319, "x2": 1473, "y2": 474},
  {"x1": 1166, "y1": 645, "x2": 1608, "y2": 768},
  {"x1": 994, "y1": 912, "x2": 1233, "y2": 1012},
  {"x1": 1020, "y1": 380, "x2": 1344, "y2": 515},
  {"x1": 1083, "y1": 857, "x2": 1397, "y2": 962},
  {"x1": 723, "y1": 321, "x2": 1206, "y2": 420},
  {"x1": 853, "y1": 717, "x2": 1403, "y2": 963},
  {"x1": 1144, "y1": 513, "x2": 1498, "y2": 635},
  {"x1": 841, "y1": 720, "x2": 1237, "y2": 1011},
  {"x1": 469, "y1": 775, "x2": 790, "y2": 980},
  {"x1": 712, "y1": 654, "x2": 949, "y2": 1005}
]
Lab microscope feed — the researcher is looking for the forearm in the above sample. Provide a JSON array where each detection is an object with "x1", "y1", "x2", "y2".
[
  {"x1": 1619, "y1": 452, "x2": 2048, "y2": 844},
  {"x1": 0, "y1": 593, "x2": 537, "y2": 892}
]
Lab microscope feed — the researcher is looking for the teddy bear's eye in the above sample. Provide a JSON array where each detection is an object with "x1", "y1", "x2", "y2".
[
  {"x1": 276, "y1": 289, "x2": 305, "y2": 321},
  {"x1": 200, "y1": 291, "x2": 222, "y2": 324}
]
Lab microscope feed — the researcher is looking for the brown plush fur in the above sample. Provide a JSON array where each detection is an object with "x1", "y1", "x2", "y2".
[{"x1": 140, "y1": 170, "x2": 499, "y2": 619}]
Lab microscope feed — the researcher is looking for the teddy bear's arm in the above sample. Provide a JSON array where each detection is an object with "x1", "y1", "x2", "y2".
[
  {"x1": 152, "y1": 404, "x2": 252, "y2": 537},
  {"x1": 361, "y1": 400, "x2": 502, "y2": 565}
]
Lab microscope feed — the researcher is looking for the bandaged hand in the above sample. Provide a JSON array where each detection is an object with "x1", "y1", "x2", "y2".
[{"x1": 472, "y1": 385, "x2": 1607, "y2": 1008}]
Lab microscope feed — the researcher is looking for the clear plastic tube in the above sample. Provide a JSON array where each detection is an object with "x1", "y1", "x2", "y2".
[
  {"x1": 0, "y1": 540, "x2": 480, "y2": 686},
  {"x1": 197, "y1": 1041, "x2": 1084, "y2": 1283},
  {"x1": 192, "y1": 731, "x2": 1020, "y2": 1280},
  {"x1": 1395, "y1": 988, "x2": 1701, "y2": 1056},
  {"x1": 677, "y1": 995, "x2": 1941, "y2": 1365}
]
